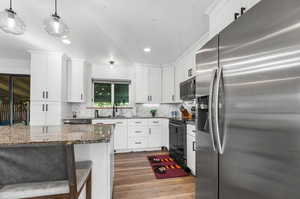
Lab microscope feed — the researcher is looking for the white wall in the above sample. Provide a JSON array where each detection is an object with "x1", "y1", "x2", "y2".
[
  {"x1": 0, "y1": 58, "x2": 30, "y2": 75},
  {"x1": 92, "y1": 63, "x2": 135, "y2": 80}
]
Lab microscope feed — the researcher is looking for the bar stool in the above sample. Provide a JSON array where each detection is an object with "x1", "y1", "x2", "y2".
[{"x1": 0, "y1": 144, "x2": 92, "y2": 199}]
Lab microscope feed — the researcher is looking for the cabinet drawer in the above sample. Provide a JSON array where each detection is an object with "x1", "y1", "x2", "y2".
[
  {"x1": 113, "y1": 120, "x2": 127, "y2": 126},
  {"x1": 128, "y1": 126, "x2": 147, "y2": 137},
  {"x1": 128, "y1": 119, "x2": 147, "y2": 126},
  {"x1": 148, "y1": 119, "x2": 161, "y2": 126},
  {"x1": 92, "y1": 119, "x2": 127, "y2": 126},
  {"x1": 128, "y1": 137, "x2": 146, "y2": 149}
]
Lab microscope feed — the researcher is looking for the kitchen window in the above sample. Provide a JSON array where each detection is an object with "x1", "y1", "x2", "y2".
[{"x1": 93, "y1": 81, "x2": 130, "y2": 107}]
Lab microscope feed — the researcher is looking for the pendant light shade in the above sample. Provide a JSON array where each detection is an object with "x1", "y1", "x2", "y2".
[
  {"x1": 44, "y1": 0, "x2": 69, "y2": 37},
  {"x1": 0, "y1": 0, "x2": 26, "y2": 35}
]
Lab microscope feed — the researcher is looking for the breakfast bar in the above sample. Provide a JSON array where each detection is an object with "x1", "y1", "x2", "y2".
[{"x1": 0, "y1": 124, "x2": 115, "y2": 199}]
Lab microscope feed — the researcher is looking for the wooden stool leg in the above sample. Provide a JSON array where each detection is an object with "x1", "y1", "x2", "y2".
[{"x1": 86, "y1": 171, "x2": 92, "y2": 199}]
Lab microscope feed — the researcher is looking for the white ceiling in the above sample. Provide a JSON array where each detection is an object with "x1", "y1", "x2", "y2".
[{"x1": 0, "y1": 0, "x2": 213, "y2": 65}]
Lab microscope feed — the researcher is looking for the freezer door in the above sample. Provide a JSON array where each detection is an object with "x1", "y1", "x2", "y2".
[
  {"x1": 196, "y1": 36, "x2": 219, "y2": 199},
  {"x1": 219, "y1": 0, "x2": 300, "y2": 198}
]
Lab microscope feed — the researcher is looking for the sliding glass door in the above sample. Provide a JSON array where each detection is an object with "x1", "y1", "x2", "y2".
[
  {"x1": 0, "y1": 74, "x2": 30, "y2": 126},
  {"x1": 0, "y1": 75, "x2": 10, "y2": 125}
]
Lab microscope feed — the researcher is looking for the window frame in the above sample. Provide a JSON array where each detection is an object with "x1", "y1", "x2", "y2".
[{"x1": 92, "y1": 80, "x2": 131, "y2": 107}]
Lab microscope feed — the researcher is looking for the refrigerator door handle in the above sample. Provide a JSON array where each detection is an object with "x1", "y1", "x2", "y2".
[
  {"x1": 214, "y1": 67, "x2": 226, "y2": 154},
  {"x1": 208, "y1": 69, "x2": 217, "y2": 152}
]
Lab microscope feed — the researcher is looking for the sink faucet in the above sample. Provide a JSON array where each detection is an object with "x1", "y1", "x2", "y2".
[{"x1": 112, "y1": 104, "x2": 118, "y2": 117}]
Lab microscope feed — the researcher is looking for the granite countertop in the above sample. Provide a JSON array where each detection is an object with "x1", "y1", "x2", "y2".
[{"x1": 0, "y1": 124, "x2": 114, "y2": 147}]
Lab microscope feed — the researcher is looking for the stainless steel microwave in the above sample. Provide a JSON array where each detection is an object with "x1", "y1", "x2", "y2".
[{"x1": 180, "y1": 77, "x2": 196, "y2": 101}]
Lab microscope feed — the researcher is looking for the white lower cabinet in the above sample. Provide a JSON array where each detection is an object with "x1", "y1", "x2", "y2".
[
  {"x1": 93, "y1": 118, "x2": 168, "y2": 152},
  {"x1": 162, "y1": 119, "x2": 170, "y2": 149},
  {"x1": 128, "y1": 126, "x2": 148, "y2": 137},
  {"x1": 30, "y1": 101, "x2": 62, "y2": 126},
  {"x1": 92, "y1": 119, "x2": 128, "y2": 151},
  {"x1": 148, "y1": 125, "x2": 162, "y2": 148},
  {"x1": 128, "y1": 137, "x2": 147, "y2": 149},
  {"x1": 187, "y1": 124, "x2": 196, "y2": 175}
]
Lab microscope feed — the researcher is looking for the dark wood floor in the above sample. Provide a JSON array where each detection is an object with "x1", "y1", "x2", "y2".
[{"x1": 113, "y1": 151, "x2": 195, "y2": 199}]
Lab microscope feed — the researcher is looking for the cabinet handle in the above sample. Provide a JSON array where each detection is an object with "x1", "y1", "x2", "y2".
[
  {"x1": 135, "y1": 142, "x2": 142, "y2": 144},
  {"x1": 116, "y1": 122, "x2": 123, "y2": 124},
  {"x1": 192, "y1": 130, "x2": 196, "y2": 133},
  {"x1": 135, "y1": 131, "x2": 142, "y2": 133},
  {"x1": 46, "y1": 91, "x2": 48, "y2": 99},
  {"x1": 234, "y1": 12, "x2": 240, "y2": 20},
  {"x1": 150, "y1": 96, "x2": 152, "y2": 101},
  {"x1": 81, "y1": 93, "x2": 83, "y2": 100},
  {"x1": 42, "y1": 91, "x2": 45, "y2": 99},
  {"x1": 135, "y1": 122, "x2": 141, "y2": 124},
  {"x1": 42, "y1": 104, "x2": 45, "y2": 112},
  {"x1": 153, "y1": 121, "x2": 159, "y2": 124},
  {"x1": 193, "y1": 141, "x2": 196, "y2": 151},
  {"x1": 241, "y1": 7, "x2": 246, "y2": 15},
  {"x1": 149, "y1": 128, "x2": 151, "y2": 135},
  {"x1": 46, "y1": 104, "x2": 48, "y2": 112},
  {"x1": 172, "y1": 95, "x2": 175, "y2": 101}
]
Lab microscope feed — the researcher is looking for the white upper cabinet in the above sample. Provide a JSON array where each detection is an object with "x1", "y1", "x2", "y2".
[
  {"x1": 174, "y1": 63, "x2": 184, "y2": 103},
  {"x1": 135, "y1": 66, "x2": 162, "y2": 104},
  {"x1": 208, "y1": 0, "x2": 261, "y2": 38},
  {"x1": 148, "y1": 67, "x2": 162, "y2": 104},
  {"x1": 162, "y1": 66, "x2": 175, "y2": 103},
  {"x1": 67, "y1": 59, "x2": 91, "y2": 103},
  {"x1": 135, "y1": 66, "x2": 149, "y2": 103},
  {"x1": 30, "y1": 52, "x2": 67, "y2": 126},
  {"x1": 30, "y1": 52, "x2": 64, "y2": 102}
]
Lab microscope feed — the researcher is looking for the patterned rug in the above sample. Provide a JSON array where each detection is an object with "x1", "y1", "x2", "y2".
[{"x1": 148, "y1": 155, "x2": 188, "y2": 179}]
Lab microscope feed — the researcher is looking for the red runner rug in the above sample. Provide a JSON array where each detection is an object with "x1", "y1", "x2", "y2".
[{"x1": 148, "y1": 154, "x2": 188, "y2": 179}]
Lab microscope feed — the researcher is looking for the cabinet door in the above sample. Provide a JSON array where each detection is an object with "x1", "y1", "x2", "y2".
[
  {"x1": 30, "y1": 54, "x2": 47, "y2": 101},
  {"x1": 84, "y1": 63, "x2": 92, "y2": 104},
  {"x1": 148, "y1": 126, "x2": 162, "y2": 148},
  {"x1": 162, "y1": 66, "x2": 175, "y2": 103},
  {"x1": 135, "y1": 66, "x2": 149, "y2": 103},
  {"x1": 162, "y1": 119, "x2": 169, "y2": 149},
  {"x1": 187, "y1": 134, "x2": 196, "y2": 175},
  {"x1": 47, "y1": 54, "x2": 62, "y2": 102},
  {"x1": 114, "y1": 125, "x2": 128, "y2": 150},
  {"x1": 45, "y1": 101, "x2": 62, "y2": 125},
  {"x1": 68, "y1": 59, "x2": 85, "y2": 103},
  {"x1": 174, "y1": 64, "x2": 183, "y2": 103},
  {"x1": 148, "y1": 67, "x2": 162, "y2": 104},
  {"x1": 30, "y1": 101, "x2": 46, "y2": 126}
]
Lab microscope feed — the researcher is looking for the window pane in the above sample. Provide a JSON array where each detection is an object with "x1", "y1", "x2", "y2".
[
  {"x1": 114, "y1": 84, "x2": 129, "y2": 105},
  {"x1": 0, "y1": 75, "x2": 10, "y2": 126},
  {"x1": 94, "y1": 83, "x2": 112, "y2": 106},
  {"x1": 12, "y1": 76, "x2": 30, "y2": 124}
]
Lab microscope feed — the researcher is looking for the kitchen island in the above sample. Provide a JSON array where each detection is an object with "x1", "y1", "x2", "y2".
[{"x1": 0, "y1": 124, "x2": 115, "y2": 199}]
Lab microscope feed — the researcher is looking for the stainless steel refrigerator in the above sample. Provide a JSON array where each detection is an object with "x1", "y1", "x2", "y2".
[{"x1": 195, "y1": 0, "x2": 300, "y2": 198}]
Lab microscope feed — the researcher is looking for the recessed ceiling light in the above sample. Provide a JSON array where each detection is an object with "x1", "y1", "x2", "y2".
[
  {"x1": 144, "y1": 47, "x2": 151, "y2": 53},
  {"x1": 61, "y1": 38, "x2": 71, "y2": 45}
]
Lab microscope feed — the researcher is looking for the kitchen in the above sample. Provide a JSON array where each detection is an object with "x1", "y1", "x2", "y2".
[{"x1": 1, "y1": 0, "x2": 299, "y2": 199}]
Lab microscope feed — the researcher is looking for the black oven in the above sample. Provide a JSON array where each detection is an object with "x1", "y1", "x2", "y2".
[{"x1": 180, "y1": 77, "x2": 196, "y2": 101}]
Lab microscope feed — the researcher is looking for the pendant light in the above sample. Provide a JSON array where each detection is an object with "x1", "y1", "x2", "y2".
[
  {"x1": 44, "y1": 0, "x2": 69, "y2": 37},
  {"x1": 0, "y1": 0, "x2": 26, "y2": 35}
]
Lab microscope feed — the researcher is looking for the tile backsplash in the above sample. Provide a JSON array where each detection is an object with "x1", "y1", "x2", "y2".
[{"x1": 70, "y1": 103, "x2": 179, "y2": 118}]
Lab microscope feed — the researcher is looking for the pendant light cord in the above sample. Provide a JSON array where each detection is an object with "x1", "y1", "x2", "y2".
[
  {"x1": 54, "y1": 0, "x2": 58, "y2": 16},
  {"x1": 9, "y1": 0, "x2": 12, "y2": 10}
]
